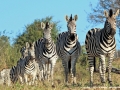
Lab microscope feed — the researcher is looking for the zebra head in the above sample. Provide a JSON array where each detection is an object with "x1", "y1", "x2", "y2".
[
  {"x1": 41, "y1": 22, "x2": 53, "y2": 45},
  {"x1": 20, "y1": 42, "x2": 30, "y2": 58},
  {"x1": 27, "y1": 42, "x2": 35, "y2": 60},
  {"x1": 65, "y1": 14, "x2": 78, "y2": 41},
  {"x1": 104, "y1": 9, "x2": 119, "y2": 37},
  {"x1": 20, "y1": 47, "x2": 27, "y2": 58}
]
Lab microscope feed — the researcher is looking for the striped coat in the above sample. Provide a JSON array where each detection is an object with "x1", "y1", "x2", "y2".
[
  {"x1": 17, "y1": 42, "x2": 40, "y2": 85},
  {"x1": 85, "y1": 9, "x2": 119, "y2": 87},
  {"x1": 35, "y1": 22, "x2": 58, "y2": 86},
  {"x1": 56, "y1": 15, "x2": 81, "y2": 85}
]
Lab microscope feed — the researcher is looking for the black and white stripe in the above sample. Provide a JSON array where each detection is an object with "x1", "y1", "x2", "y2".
[
  {"x1": 56, "y1": 14, "x2": 81, "y2": 85},
  {"x1": 17, "y1": 42, "x2": 40, "y2": 85},
  {"x1": 85, "y1": 9, "x2": 119, "y2": 87},
  {"x1": 35, "y1": 22, "x2": 58, "y2": 86}
]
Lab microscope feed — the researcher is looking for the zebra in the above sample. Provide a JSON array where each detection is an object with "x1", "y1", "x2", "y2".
[
  {"x1": 85, "y1": 9, "x2": 119, "y2": 87},
  {"x1": 0, "y1": 66, "x2": 18, "y2": 86},
  {"x1": 56, "y1": 14, "x2": 81, "y2": 85},
  {"x1": 17, "y1": 42, "x2": 40, "y2": 85},
  {"x1": 35, "y1": 22, "x2": 58, "y2": 86}
]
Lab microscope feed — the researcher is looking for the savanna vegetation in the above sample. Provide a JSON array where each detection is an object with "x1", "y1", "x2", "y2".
[{"x1": 0, "y1": 0, "x2": 120, "y2": 90}]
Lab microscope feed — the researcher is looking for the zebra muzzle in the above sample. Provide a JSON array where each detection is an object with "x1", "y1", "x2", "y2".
[
  {"x1": 110, "y1": 28, "x2": 116, "y2": 36},
  {"x1": 70, "y1": 33, "x2": 76, "y2": 41}
]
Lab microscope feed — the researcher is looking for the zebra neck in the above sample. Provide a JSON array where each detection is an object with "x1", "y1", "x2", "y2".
[
  {"x1": 44, "y1": 38, "x2": 53, "y2": 48},
  {"x1": 64, "y1": 34, "x2": 77, "y2": 49},
  {"x1": 67, "y1": 33, "x2": 77, "y2": 44},
  {"x1": 103, "y1": 28, "x2": 115, "y2": 39},
  {"x1": 101, "y1": 29, "x2": 115, "y2": 44}
]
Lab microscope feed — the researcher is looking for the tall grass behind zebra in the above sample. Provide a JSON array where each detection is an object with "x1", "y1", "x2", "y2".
[
  {"x1": 16, "y1": 42, "x2": 40, "y2": 85},
  {"x1": 35, "y1": 22, "x2": 58, "y2": 86},
  {"x1": 85, "y1": 9, "x2": 119, "y2": 87},
  {"x1": 56, "y1": 14, "x2": 81, "y2": 85}
]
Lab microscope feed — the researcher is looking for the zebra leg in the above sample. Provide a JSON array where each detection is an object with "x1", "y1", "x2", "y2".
[
  {"x1": 100, "y1": 55, "x2": 106, "y2": 84},
  {"x1": 43, "y1": 64, "x2": 46, "y2": 80},
  {"x1": 107, "y1": 56, "x2": 113, "y2": 86},
  {"x1": 47, "y1": 63, "x2": 51, "y2": 82},
  {"x1": 99, "y1": 59, "x2": 103, "y2": 82},
  {"x1": 41, "y1": 69, "x2": 44, "y2": 81},
  {"x1": 45, "y1": 64, "x2": 48, "y2": 80},
  {"x1": 93, "y1": 57, "x2": 97, "y2": 72},
  {"x1": 51, "y1": 58, "x2": 57, "y2": 86},
  {"x1": 88, "y1": 56, "x2": 94, "y2": 87},
  {"x1": 32, "y1": 73, "x2": 37, "y2": 85},
  {"x1": 71, "y1": 58, "x2": 77, "y2": 85},
  {"x1": 19, "y1": 75, "x2": 24, "y2": 84},
  {"x1": 62, "y1": 60, "x2": 69, "y2": 86},
  {"x1": 39, "y1": 64, "x2": 44, "y2": 81},
  {"x1": 50, "y1": 63, "x2": 54, "y2": 86},
  {"x1": 24, "y1": 74, "x2": 28, "y2": 85}
]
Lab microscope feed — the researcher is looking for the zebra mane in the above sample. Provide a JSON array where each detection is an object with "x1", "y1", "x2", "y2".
[
  {"x1": 109, "y1": 9, "x2": 113, "y2": 17},
  {"x1": 45, "y1": 22, "x2": 49, "y2": 29},
  {"x1": 69, "y1": 14, "x2": 72, "y2": 21}
]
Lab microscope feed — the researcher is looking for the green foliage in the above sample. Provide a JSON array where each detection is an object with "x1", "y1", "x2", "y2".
[
  {"x1": 0, "y1": 16, "x2": 60, "y2": 69},
  {"x1": 14, "y1": 16, "x2": 60, "y2": 49},
  {"x1": 0, "y1": 35, "x2": 18, "y2": 68}
]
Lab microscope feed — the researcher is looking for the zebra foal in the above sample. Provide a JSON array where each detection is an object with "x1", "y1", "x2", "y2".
[
  {"x1": 17, "y1": 42, "x2": 40, "y2": 85},
  {"x1": 85, "y1": 9, "x2": 119, "y2": 87}
]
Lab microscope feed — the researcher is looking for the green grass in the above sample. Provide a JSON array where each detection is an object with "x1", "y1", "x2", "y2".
[{"x1": 1, "y1": 58, "x2": 120, "y2": 90}]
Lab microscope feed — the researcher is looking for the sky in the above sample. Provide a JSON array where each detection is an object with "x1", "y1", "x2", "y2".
[{"x1": 0, "y1": 0, "x2": 120, "y2": 49}]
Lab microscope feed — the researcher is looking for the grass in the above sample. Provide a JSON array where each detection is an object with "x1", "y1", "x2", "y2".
[{"x1": 0, "y1": 58, "x2": 120, "y2": 90}]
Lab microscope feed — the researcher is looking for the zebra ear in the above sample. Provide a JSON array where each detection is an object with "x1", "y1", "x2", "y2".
[
  {"x1": 26, "y1": 42, "x2": 29, "y2": 49},
  {"x1": 32, "y1": 41, "x2": 35, "y2": 46},
  {"x1": 41, "y1": 22, "x2": 45, "y2": 29},
  {"x1": 74, "y1": 15, "x2": 78, "y2": 21},
  {"x1": 65, "y1": 15, "x2": 69, "y2": 22},
  {"x1": 104, "y1": 10, "x2": 108, "y2": 17},
  {"x1": 50, "y1": 23, "x2": 53, "y2": 29},
  {"x1": 115, "y1": 9, "x2": 119, "y2": 17}
]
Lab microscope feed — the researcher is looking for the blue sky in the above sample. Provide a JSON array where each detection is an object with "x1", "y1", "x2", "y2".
[{"x1": 0, "y1": 0, "x2": 120, "y2": 49}]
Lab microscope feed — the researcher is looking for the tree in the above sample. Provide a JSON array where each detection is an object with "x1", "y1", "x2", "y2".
[
  {"x1": 14, "y1": 16, "x2": 60, "y2": 50},
  {"x1": 0, "y1": 35, "x2": 21, "y2": 68},
  {"x1": 87, "y1": 0, "x2": 120, "y2": 29}
]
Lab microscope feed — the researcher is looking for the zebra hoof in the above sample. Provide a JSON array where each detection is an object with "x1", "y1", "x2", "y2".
[{"x1": 109, "y1": 81, "x2": 113, "y2": 86}]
